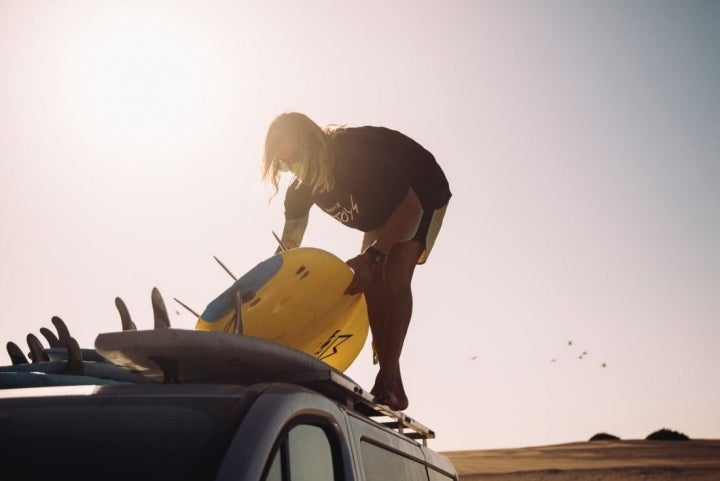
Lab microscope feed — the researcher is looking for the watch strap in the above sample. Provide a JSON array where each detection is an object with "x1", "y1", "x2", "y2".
[{"x1": 364, "y1": 246, "x2": 385, "y2": 263}]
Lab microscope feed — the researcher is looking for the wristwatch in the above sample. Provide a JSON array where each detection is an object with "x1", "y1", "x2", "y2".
[{"x1": 364, "y1": 246, "x2": 386, "y2": 263}]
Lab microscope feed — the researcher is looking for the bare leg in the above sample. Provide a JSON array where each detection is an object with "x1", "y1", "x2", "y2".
[{"x1": 365, "y1": 239, "x2": 423, "y2": 410}]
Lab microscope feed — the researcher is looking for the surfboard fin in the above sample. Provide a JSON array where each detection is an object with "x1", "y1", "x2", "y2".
[
  {"x1": 51, "y1": 316, "x2": 72, "y2": 345},
  {"x1": 115, "y1": 297, "x2": 137, "y2": 331},
  {"x1": 40, "y1": 327, "x2": 61, "y2": 348},
  {"x1": 63, "y1": 336, "x2": 84, "y2": 375},
  {"x1": 151, "y1": 287, "x2": 171, "y2": 329},
  {"x1": 6, "y1": 341, "x2": 29, "y2": 365},
  {"x1": 50, "y1": 316, "x2": 84, "y2": 372},
  {"x1": 27, "y1": 334, "x2": 49, "y2": 363}
]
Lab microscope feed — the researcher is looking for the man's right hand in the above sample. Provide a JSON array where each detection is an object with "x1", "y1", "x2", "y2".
[{"x1": 345, "y1": 253, "x2": 376, "y2": 295}]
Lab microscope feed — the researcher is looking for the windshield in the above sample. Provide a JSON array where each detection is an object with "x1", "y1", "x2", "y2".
[{"x1": 0, "y1": 384, "x2": 254, "y2": 480}]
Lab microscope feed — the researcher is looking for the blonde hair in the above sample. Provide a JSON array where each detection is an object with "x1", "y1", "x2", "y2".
[{"x1": 262, "y1": 112, "x2": 336, "y2": 196}]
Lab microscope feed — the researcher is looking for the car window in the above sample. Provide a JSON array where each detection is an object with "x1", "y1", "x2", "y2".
[
  {"x1": 264, "y1": 424, "x2": 337, "y2": 481},
  {"x1": 360, "y1": 440, "x2": 428, "y2": 481},
  {"x1": 265, "y1": 448, "x2": 283, "y2": 481}
]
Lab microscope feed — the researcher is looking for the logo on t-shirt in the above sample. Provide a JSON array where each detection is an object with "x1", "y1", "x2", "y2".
[{"x1": 324, "y1": 194, "x2": 359, "y2": 224}]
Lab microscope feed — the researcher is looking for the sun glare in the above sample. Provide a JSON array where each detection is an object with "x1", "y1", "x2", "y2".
[{"x1": 73, "y1": 16, "x2": 211, "y2": 149}]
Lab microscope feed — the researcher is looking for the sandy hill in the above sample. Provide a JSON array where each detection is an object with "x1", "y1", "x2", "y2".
[{"x1": 442, "y1": 440, "x2": 720, "y2": 481}]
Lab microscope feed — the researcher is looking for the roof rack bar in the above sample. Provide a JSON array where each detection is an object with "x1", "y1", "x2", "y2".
[{"x1": 312, "y1": 371, "x2": 435, "y2": 445}]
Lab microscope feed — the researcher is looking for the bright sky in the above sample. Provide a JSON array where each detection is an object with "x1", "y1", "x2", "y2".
[{"x1": 1, "y1": 1, "x2": 718, "y2": 451}]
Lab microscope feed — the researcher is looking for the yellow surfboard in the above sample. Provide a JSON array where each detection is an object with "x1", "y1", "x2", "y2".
[{"x1": 195, "y1": 247, "x2": 369, "y2": 372}]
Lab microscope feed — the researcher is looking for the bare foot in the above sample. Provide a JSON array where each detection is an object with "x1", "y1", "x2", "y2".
[
  {"x1": 390, "y1": 392, "x2": 409, "y2": 411},
  {"x1": 371, "y1": 383, "x2": 409, "y2": 411}
]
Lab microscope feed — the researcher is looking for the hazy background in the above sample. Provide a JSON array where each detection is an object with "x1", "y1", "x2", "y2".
[{"x1": 1, "y1": 0, "x2": 718, "y2": 451}]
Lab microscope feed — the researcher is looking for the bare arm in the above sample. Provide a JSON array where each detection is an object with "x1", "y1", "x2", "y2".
[{"x1": 276, "y1": 214, "x2": 309, "y2": 253}]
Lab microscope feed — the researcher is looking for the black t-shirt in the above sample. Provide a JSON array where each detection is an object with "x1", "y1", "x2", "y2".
[{"x1": 284, "y1": 126, "x2": 452, "y2": 232}]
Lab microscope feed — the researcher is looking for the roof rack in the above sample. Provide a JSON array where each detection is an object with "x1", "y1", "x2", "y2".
[{"x1": 290, "y1": 369, "x2": 436, "y2": 445}]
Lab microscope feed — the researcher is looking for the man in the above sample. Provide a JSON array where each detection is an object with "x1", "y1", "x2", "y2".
[{"x1": 262, "y1": 112, "x2": 451, "y2": 411}]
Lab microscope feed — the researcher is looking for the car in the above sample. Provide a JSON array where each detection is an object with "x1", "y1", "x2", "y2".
[{"x1": 1, "y1": 316, "x2": 458, "y2": 481}]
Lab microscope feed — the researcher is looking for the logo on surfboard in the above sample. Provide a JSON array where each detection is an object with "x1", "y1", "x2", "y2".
[{"x1": 314, "y1": 329, "x2": 353, "y2": 361}]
